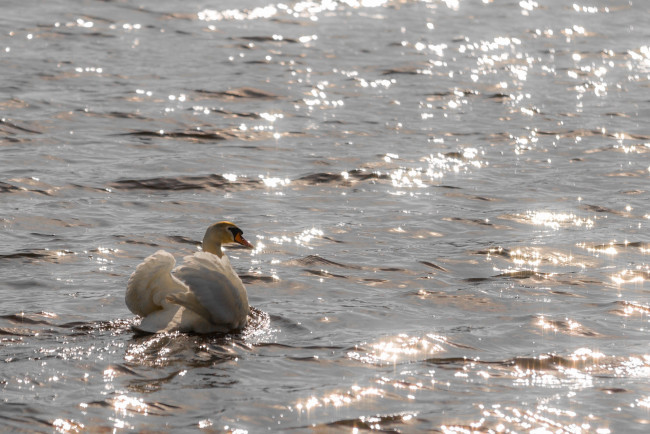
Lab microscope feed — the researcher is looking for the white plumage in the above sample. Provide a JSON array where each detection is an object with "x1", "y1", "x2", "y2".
[{"x1": 125, "y1": 222, "x2": 253, "y2": 334}]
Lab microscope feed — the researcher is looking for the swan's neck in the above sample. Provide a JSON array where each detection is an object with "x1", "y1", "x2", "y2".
[{"x1": 202, "y1": 237, "x2": 224, "y2": 257}]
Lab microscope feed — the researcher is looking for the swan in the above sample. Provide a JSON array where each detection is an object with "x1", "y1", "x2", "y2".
[{"x1": 126, "y1": 221, "x2": 254, "y2": 334}]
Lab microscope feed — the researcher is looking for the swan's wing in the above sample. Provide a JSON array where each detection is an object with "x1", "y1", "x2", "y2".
[
  {"x1": 171, "y1": 252, "x2": 249, "y2": 330},
  {"x1": 126, "y1": 250, "x2": 188, "y2": 316}
]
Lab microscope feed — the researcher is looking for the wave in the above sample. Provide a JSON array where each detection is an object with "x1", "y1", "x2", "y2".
[
  {"x1": 194, "y1": 86, "x2": 279, "y2": 100},
  {"x1": 109, "y1": 169, "x2": 391, "y2": 192},
  {"x1": 109, "y1": 174, "x2": 259, "y2": 191},
  {"x1": 424, "y1": 353, "x2": 598, "y2": 371}
]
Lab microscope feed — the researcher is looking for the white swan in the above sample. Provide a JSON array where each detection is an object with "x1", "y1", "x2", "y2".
[{"x1": 126, "y1": 221, "x2": 254, "y2": 334}]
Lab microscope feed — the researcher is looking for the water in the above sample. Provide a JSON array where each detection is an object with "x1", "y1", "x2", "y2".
[{"x1": 1, "y1": 0, "x2": 649, "y2": 431}]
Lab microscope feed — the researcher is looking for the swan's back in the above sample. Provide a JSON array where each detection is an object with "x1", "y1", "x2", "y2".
[{"x1": 172, "y1": 252, "x2": 249, "y2": 330}]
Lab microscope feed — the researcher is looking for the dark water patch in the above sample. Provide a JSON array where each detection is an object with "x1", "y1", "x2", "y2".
[
  {"x1": 211, "y1": 108, "x2": 261, "y2": 119},
  {"x1": 268, "y1": 314, "x2": 312, "y2": 333},
  {"x1": 60, "y1": 321, "x2": 98, "y2": 329},
  {"x1": 362, "y1": 278, "x2": 389, "y2": 284},
  {"x1": 443, "y1": 217, "x2": 494, "y2": 226},
  {"x1": 0, "y1": 136, "x2": 22, "y2": 144},
  {"x1": 441, "y1": 151, "x2": 466, "y2": 160},
  {"x1": 109, "y1": 174, "x2": 260, "y2": 191},
  {"x1": 53, "y1": 30, "x2": 116, "y2": 38},
  {"x1": 581, "y1": 204, "x2": 627, "y2": 216},
  {"x1": 0, "y1": 251, "x2": 52, "y2": 261},
  {"x1": 247, "y1": 58, "x2": 280, "y2": 65},
  {"x1": 590, "y1": 241, "x2": 648, "y2": 250},
  {"x1": 0, "y1": 118, "x2": 42, "y2": 134},
  {"x1": 379, "y1": 267, "x2": 406, "y2": 272},
  {"x1": 419, "y1": 261, "x2": 448, "y2": 272},
  {"x1": 0, "y1": 407, "x2": 52, "y2": 431},
  {"x1": 107, "y1": 364, "x2": 144, "y2": 377},
  {"x1": 289, "y1": 254, "x2": 361, "y2": 270},
  {"x1": 296, "y1": 169, "x2": 389, "y2": 185},
  {"x1": 535, "y1": 128, "x2": 608, "y2": 139},
  {"x1": 0, "y1": 182, "x2": 53, "y2": 196},
  {"x1": 319, "y1": 412, "x2": 423, "y2": 432},
  {"x1": 194, "y1": 87, "x2": 279, "y2": 100},
  {"x1": 537, "y1": 129, "x2": 650, "y2": 142},
  {"x1": 114, "y1": 235, "x2": 160, "y2": 248},
  {"x1": 601, "y1": 388, "x2": 629, "y2": 394},
  {"x1": 30, "y1": 232, "x2": 60, "y2": 239},
  {"x1": 473, "y1": 247, "x2": 511, "y2": 257},
  {"x1": 486, "y1": 92, "x2": 511, "y2": 101},
  {"x1": 106, "y1": 111, "x2": 150, "y2": 120},
  {"x1": 423, "y1": 356, "x2": 473, "y2": 367},
  {"x1": 235, "y1": 35, "x2": 299, "y2": 43},
  {"x1": 382, "y1": 65, "x2": 430, "y2": 76},
  {"x1": 73, "y1": 14, "x2": 116, "y2": 24},
  {"x1": 0, "y1": 182, "x2": 23, "y2": 193},
  {"x1": 441, "y1": 131, "x2": 483, "y2": 138},
  {"x1": 425, "y1": 353, "x2": 598, "y2": 371},
  {"x1": 426, "y1": 89, "x2": 477, "y2": 101},
  {"x1": 492, "y1": 270, "x2": 553, "y2": 280},
  {"x1": 296, "y1": 172, "x2": 345, "y2": 184},
  {"x1": 444, "y1": 192, "x2": 499, "y2": 201},
  {"x1": 286, "y1": 355, "x2": 322, "y2": 362},
  {"x1": 166, "y1": 235, "x2": 201, "y2": 246},
  {"x1": 239, "y1": 274, "x2": 279, "y2": 284},
  {"x1": 69, "y1": 183, "x2": 112, "y2": 194},
  {"x1": 348, "y1": 169, "x2": 391, "y2": 182},
  {"x1": 304, "y1": 269, "x2": 348, "y2": 279},
  {"x1": 464, "y1": 277, "x2": 491, "y2": 283},
  {"x1": 120, "y1": 129, "x2": 233, "y2": 141},
  {"x1": 4, "y1": 279, "x2": 48, "y2": 290},
  {"x1": 620, "y1": 133, "x2": 650, "y2": 141},
  {"x1": 548, "y1": 288, "x2": 584, "y2": 296}
]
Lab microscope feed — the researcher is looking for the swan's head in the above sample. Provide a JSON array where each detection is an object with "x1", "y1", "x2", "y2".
[{"x1": 202, "y1": 221, "x2": 254, "y2": 256}]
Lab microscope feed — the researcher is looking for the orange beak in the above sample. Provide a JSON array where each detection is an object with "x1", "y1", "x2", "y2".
[{"x1": 235, "y1": 232, "x2": 254, "y2": 249}]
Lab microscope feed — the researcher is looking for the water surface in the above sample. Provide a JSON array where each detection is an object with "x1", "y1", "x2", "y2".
[{"x1": 2, "y1": 0, "x2": 650, "y2": 432}]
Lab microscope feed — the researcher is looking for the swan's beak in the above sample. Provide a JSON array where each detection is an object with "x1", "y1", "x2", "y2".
[{"x1": 235, "y1": 233, "x2": 254, "y2": 249}]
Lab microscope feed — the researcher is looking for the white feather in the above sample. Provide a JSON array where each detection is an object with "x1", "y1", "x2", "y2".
[{"x1": 125, "y1": 250, "x2": 186, "y2": 317}]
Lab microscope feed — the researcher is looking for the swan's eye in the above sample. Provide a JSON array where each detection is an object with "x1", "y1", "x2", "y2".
[{"x1": 228, "y1": 227, "x2": 242, "y2": 239}]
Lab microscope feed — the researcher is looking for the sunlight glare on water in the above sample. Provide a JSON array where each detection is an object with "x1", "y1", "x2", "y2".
[{"x1": 1, "y1": 0, "x2": 649, "y2": 432}]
